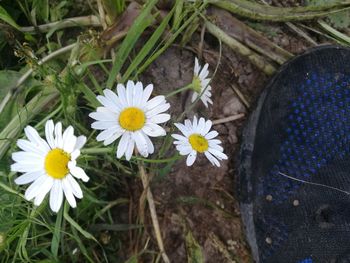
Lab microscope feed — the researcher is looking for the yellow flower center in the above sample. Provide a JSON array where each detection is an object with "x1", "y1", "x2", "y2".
[
  {"x1": 188, "y1": 134, "x2": 209, "y2": 153},
  {"x1": 44, "y1": 148, "x2": 70, "y2": 179},
  {"x1": 192, "y1": 76, "x2": 202, "y2": 93},
  {"x1": 119, "y1": 107, "x2": 146, "y2": 131}
]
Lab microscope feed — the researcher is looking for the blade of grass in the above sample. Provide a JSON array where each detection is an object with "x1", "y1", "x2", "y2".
[
  {"x1": 121, "y1": 4, "x2": 176, "y2": 82},
  {"x1": 51, "y1": 206, "x2": 63, "y2": 258},
  {"x1": 106, "y1": 0, "x2": 158, "y2": 88}
]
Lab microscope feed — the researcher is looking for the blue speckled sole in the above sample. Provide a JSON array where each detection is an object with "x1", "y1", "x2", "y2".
[{"x1": 239, "y1": 45, "x2": 350, "y2": 263}]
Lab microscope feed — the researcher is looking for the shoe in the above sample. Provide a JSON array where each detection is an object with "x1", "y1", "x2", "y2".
[{"x1": 239, "y1": 45, "x2": 350, "y2": 263}]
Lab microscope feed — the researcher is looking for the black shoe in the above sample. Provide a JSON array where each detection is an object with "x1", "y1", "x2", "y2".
[{"x1": 239, "y1": 45, "x2": 350, "y2": 263}]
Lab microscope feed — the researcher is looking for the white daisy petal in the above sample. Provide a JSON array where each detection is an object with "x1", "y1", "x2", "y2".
[
  {"x1": 91, "y1": 121, "x2": 116, "y2": 130},
  {"x1": 143, "y1": 132, "x2": 154, "y2": 155},
  {"x1": 25, "y1": 175, "x2": 47, "y2": 201},
  {"x1": 143, "y1": 123, "x2": 166, "y2": 137},
  {"x1": 199, "y1": 63, "x2": 209, "y2": 79},
  {"x1": 17, "y1": 139, "x2": 45, "y2": 155},
  {"x1": 96, "y1": 126, "x2": 120, "y2": 141},
  {"x1": 208, "y1": 148, "x2": 228, "y2": 160},
  {"x1": 117, "y1": 132, "x2": 131, "y2": 159},
  {"x1": 133, "y1": 82, "x2": 143, "y2": 106},
  {"x1": 103, "y1": 89, "x2": 123, "y2": 110},
  {"x1": 74, "y1": 136, "x2": 87, "y2": 151},
  {"x1": 33, "y1": 176, "x2": 54, "y2": 206},
  {"x1": 62, "y1": 177, "x2": 77, "y2": 208},
  {"x1": 174, "y1": 123, "x2": 191, "y2": 137},
  {"x1": 70, "y1": 150, "x2": 80, "y2": 160},
  {"x1": 125, "y1": 140, "x2": 134, "y2": 161},
  {"x1": 146, "y1": 96, "x2": 166, "y2": 110},
  {"x1": 133, "y1": 131, "x2": 148, "y2": 157},
  {"x1": 146, "y1": 103, "x2": 170, "y2": 118},
  {"x1": 205, "y1": 131, "x2": 219, "y2": 140},
  {"x1": 191, "y1": 92, "x2": 198, "y2": 103},
  {"x1": 45, "y1": 120, "x2": 55, "y2": 149},
  {"x1": 126, "y1": 80, "x2": 134, "y2": 106},
  {"x1": 50, "y1": 180, "x2": 64, "y2": 213},
  {"x1": 103, "y1": 131, "x2": 123, "y2": 146},
  {"x1": 194, "y1": 57, "x2": 200, "y2": 75},
  {"x1": 197, "y1": 118, "x2": 206, "y2": 133},
  {"x1": 12, "y1": 151, "x2": 44, "y2": 163},
  {"x1": 203, "y1": 120, "x2": 213, "y2": 135},
  {"x1": 149, "y1": 114, "x2": 170, "y2": 124},
  {"x1": 11, "y1": 162, "x2": 43, "y2": 173},
  {"x1": 117, "y1": 83, "x2": 128, "y2": 106},
  {"x1": 15, "y1": 170, "x2": 45, "y2": 185},
  {"x1": 171, "y1": 134, "x2": 187, "y2": 142},
  {"x1": 67, "y1": 174, "x2": 83, "y2": 199},
  {"x1": 89, "y1": 111, "x2": 116, "y2": 121},
  {"x1": 204, "y1": 151, "x2": 221, "y2": 167},
  {"x1": 186, "y1": 150, "x2": 197, "y2": 166},
  {"x1": 24, "y1": 126, "x2": 50, "y2": 152},
  {"x1": 70, "y1": 166, "x2": 89, "y2": 182},
  {"x1": 142, "y1": 84, "x2": 153, "y2": 104},
  {"x1": 54, "y1": 122, "x2": 63, "y2": 148}
]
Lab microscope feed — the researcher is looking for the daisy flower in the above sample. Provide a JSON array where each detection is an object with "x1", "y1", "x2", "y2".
[
  {"x1": 172, "y1": 116, "x2": 227, "y2": 167},
  {"x1": 191, "y1": 57, "x2": 213, "y2": 108},
  {"x1": 11, "y1": 120, "x2": 89, "y2": 213},
  {"x1": 89, "y1": 80, "x2": 171, "y2": 160}
]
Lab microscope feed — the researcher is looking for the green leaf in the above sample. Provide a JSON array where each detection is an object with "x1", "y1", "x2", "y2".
[
  {"x1": 51, "y1": 206, "x2": 63, "y2": 258},
  {"x1": 185, "y1": 230, "x2": 204, "y2": 263},
  {"x1": 63, "y1": 202, "x2": 97, "y2": 242},
  {"x1": 122, "y1": 4, "x2": 176, "y2": 82},
  {"x1": 0, "y1": 5, "x2": 20, "y2": 29},
  {"x1": 32, "y1": 0, "x2": 49, "y2": 22},
  {"x1": 106, "y1": 0, "x2": 158, "y2": 88},
  {"x1": 307, "y1": 0, "x2": 350, "y2": 29}
]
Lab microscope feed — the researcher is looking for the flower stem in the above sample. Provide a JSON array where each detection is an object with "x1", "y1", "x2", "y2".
[
  {"x1": 81, "y1": 147, "x2": 113, "y2": 154},
  {"x1": 165, "y1": 83, "x2": 193, "y2": 98}
]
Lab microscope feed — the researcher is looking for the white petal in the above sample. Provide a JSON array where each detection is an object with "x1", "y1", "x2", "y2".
[
  {"x1": 96, "y1": 126, "x2": 120, "y2": 141},
  {"x1": 91, "y1": 121, "x2": 116, "y2": 130},
  {"x1": 117, "y1": 132, "x2": 131, "y2": 159},
  {"x1": 70, "y1": 150, "x2": 80, "y2": 160},
  {"x1": 133, "y1": 81, "x2": 143, "y2": 106},
  {"x1": 74, "y1": 136, "x2": 86, "y2": 151},
  {"x1": 186, "y1": 151, "x2": 197, "y2": 166},
  {"x1": 146, "y1": 103, "x2": 170, "y2": 117},
  {"x1": 24, "y1": 126, "x2": 50, "y2": 152},
  {"x1": 199, "y1": 63, "x2": 209, "y2": 79},
  {"x1": 143, "y1": 132, "x2": 154, "y2": 155},
  {"x1": 54, "y1": 122, "x2": 63, "y2": 149},
  {"x1": 142, "y1": 84, "x2": 153, "y2": 104},
  {"x1": 191, "y1": 92, "x2": 198, "y2": 103},
  {"x1": 17, "y1": 139, "x2": 46, "y2": 155},
  {"x1": 63, "y1": 130, "x2": 77, "y2": 153},
  {"x1": 126, "y1": 80, "x2": 135, "y2": 106},
  {"x1": 174, "y1": 123, "x2": 191, "y2": 137},
  {"x1": 149, "y1": 114, "x2": 170, "y2": 124},
  {"x1": 205, "y1": 131, "x2": 218, "y2": 140},
  {"x1": 208, "y1": 148, "x2": 228, "y2": 160},
  {"x1": 204, "y1": 151, "x2": 220, "y2": 167},
  {"x1": 146, "y1": 96, "x2": 166, "y2": 110},
  {"x1": 97, "y1": 95, "x2": 119, "y2": 113},
  {"x1": 12, "y1": 151, "x2": 44, "y2": 163},
  {"x1": 208, "y1": 142, "x2": 224, "y2": 152},
  {"x1": 62, "y1": 178, "x2": 77, "y2": 208},
  {"x1": 194, "y1": 57, "x2": 200, "y2": 75},
  {"x1": 203, "y1": 120, "x2": 213, "y2": 135},
  {"x1": 192, "y1": 116, "x2": 198, "y2": 130},
  {"x1": 67, "y1": 174, "x2": 83, "y2": 199},
  {"x1": 103, "y1": 89, "x2": 123, "y2": 110},
  {"x1": 11, "y1": 162, "x2": 43, "y2": 173},
  {"x1": 171, "y1": 134, "x2": 187, "y2": 142},
  {"x1": 142, "y1": 123, "x2": 166, "y2": 137},
  {"x1": 25, "y1": 175, "x2": 47, "y2": 201},
  {"x1": 15, "y1": 170, "x2": 45, "y2": 185},
  {"x1": 69, "y1": 166, "x2": 89, "y2": 182},
  {"x1": 103, "y1": 131, "x2": 123, "y2": 146},
  {"x1": 33, "y1": 176, "x2": 54, "y2": 206},
  {"x1": 89, "y1": 111, "x2": 117, "y2": 121},
  {"x1": 50, "y1": 180, "x2": 64, "y2": 213},
  {"x1": 133, "y1": 131, "x2": 148, "y2": 157},
  {"x1": 197, "y1": 118, "x2": 206, "y2": 133},
  {"x1": 117, "y1": 83, "x2": 128, "y2": 106},
  {"x1": 45, "y1": 120, "x2": 55, "y2": 149},
  {"x1": 178, "y1": 145, "x2": 192, "y2": 155},
  {"x1": 125, "y1": 138, "x2": 134, "y2": 161}
]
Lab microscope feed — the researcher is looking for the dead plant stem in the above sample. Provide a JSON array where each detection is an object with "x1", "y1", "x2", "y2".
[{"x1": 138, "y1": 162, "x2": 170, "y2": 263}]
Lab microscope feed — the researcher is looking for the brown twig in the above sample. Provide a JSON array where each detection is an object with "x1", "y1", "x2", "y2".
[
  {"x1": 213, "y1": 113, "x2": 245, "y2": 125},
  {"x1": 137, "y1": 162, "x2": 170, "y2": 263}
]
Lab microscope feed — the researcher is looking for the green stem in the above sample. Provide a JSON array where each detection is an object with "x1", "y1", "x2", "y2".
[
  {"x1": 134, "y1": 154, "x2": 182, "y2": 163},
  {"x1": 165, "y1": 84, "x2": 193, "y2": 98},
  {"x1": 81, "y1": 147, "x2": 113, "y2": 154},
  {"x1": 209, "y1": 0, "x2": 350, "y2": 22}
]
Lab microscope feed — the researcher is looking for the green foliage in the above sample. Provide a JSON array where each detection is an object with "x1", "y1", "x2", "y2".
[
  {"x1": 307, "y1": 0, "x2": 350, "y2": 29},
  {"x1": 185, "y1": 230, "x2": 204, "y2": 263},
  {"x1": 0, "y1": 5, "x2": 20, "y2": 29}
]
